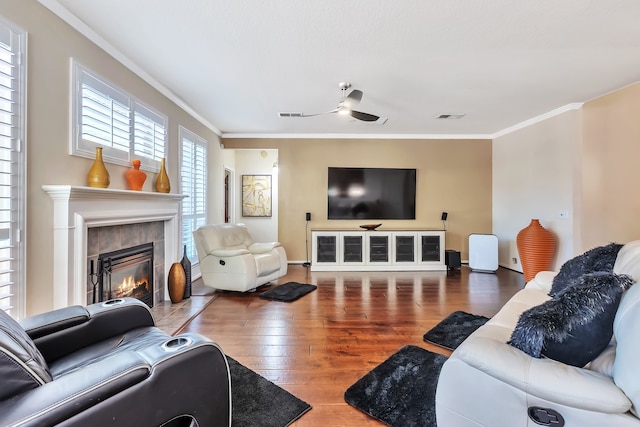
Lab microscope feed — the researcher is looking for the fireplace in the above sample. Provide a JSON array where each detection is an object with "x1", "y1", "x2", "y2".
[
  {"x1": 43, "y1": 185, "x2": 186, "y2": 309},
  {"x1": 93, "y1": 243, "x2": 154, "y2": 307}
]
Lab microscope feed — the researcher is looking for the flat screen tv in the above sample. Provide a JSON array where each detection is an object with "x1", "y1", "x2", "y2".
[{"x1": 327, "y1": 167, "x2": 416, "y2": 220}]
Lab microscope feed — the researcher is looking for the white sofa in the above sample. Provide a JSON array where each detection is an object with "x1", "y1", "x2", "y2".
[
  {"x1": 436, "y1": 240, "x2": 640, "y2": 427},
  {"x1": 193, "y1": 223, "x2": 288, "y2": 292}
]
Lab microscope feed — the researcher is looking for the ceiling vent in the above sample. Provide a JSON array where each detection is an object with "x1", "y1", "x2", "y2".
[
  {"x1": 435, "y1": 113, "x2": 466, "y2": 119},
  {"x1": 278, "y1": 112, "x2": 304, "y2": 118}
]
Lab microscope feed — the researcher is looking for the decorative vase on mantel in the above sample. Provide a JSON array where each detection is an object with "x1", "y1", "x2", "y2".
[
  {"x1": 87, "y1": 147, "x2": 110, "y2": 188},
  {"x1": 516, "y1": 219, "x2": 557, "y2": 283},
  {"x1": 125, "y1": 159, "x2": 147, "y2": 191},
  {"x1": 181, "y1": 245, "x2": 192, "y2": 299},
  {"x1": 155, "y1": 157, "x2": 171, "y2": 193},
  {"x1": 167, "y1": 262, "x2": 186, "y2": 304}
]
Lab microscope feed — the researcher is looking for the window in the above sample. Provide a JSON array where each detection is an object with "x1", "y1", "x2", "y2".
[
  {"x1": 180, "y1": 126, "x2": 207, "y2": 263},
  {"x1": 0, "y1": 18, "x2": 26, "y2": 318},
  {"x1": 72, "y1": 60, "x2": 167, "y2": 171}
]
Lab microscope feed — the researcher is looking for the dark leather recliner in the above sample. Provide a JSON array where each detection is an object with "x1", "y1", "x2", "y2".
[{"x1": 0, "y1": 298, "x2": 231, "y2": 427}]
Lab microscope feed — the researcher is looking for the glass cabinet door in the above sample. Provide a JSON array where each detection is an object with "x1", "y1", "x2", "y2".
[
  {"x1": 395, "y1": 235, "x2": 416, "y2": 262},
  {"x1": 316, "y1": 235, "x2": 337, "y2": 263},
  {"x1": 342, "y1": 234, "x2": 363, "y2": 263},
  {"x1": 368, "y1": 234, "x2": 390, "y2": 263}
]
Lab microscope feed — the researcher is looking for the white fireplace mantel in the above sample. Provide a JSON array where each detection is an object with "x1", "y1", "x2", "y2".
[{"x1": 43, "y1": 185, "x2": 187, "y2": 309}]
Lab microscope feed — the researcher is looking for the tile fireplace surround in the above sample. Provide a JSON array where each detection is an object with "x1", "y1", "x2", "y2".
[{"x1": 43, "y1": 185, "x2": 187, "y2": 309}]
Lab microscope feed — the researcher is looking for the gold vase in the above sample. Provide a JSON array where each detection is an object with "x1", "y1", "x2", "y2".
[
  {"x1": 167, "y1": 262, "x2": 186, "y2": 303},
  {"x1": 87, "y1": 147, "x2": 110, "y2": 188},
  {"x1": 155, "y1": 157, "x2": 171, "y2": 193}
]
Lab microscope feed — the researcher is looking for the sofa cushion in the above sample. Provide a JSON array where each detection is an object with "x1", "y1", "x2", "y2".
[
  {"x1": 613, "y1": 240, "x2": 640, "y2": 283},
  {"x1": 508, "y1": 272, "x2": 633, "y2": 367},
  {"x1": 549, "y1": 243, "x2": 623, "y2": 297},
  {"x1": 613, "y1": 273, "x2": 640, "y2": 416}
]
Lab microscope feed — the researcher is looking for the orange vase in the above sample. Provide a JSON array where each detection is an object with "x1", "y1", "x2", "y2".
[
  {"x1": 87, "y1": 147, "x2": 110, "y2": 188},
  {"x1": 125, "y1": 159, "x2": 147, "y2": 191},
  {"x1": 516, "y1": 219, "x2": 557, "y2": 282}
]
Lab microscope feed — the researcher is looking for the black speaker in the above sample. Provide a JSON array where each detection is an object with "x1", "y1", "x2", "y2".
[
  {"x1": 445, "y1": 250, "x2": 461, "y2": 269},
  {"x1": 306, "y1": 212, "x2": 311, "y2": 221},
  {"x1": 441, "y1": 212, "x2": 448, "y2": 221}
]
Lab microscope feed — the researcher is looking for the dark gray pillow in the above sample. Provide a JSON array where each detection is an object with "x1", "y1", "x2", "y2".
[
  {"x1": 508, "y1": 271, "x2": 633, "y2": 367},
  {"x1": 549, "y1": 243, "x2": 623, "y2": 297}
]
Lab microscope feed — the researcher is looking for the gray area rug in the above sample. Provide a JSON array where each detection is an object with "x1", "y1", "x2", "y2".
[
  {"x1": 259, "y1": 282, "x2": 317, "y2": 302},
  {"x1": 228, "y1": 356, "x2": 311, "y2": 427},
  {"x1": 344, "y1": 345, "x2": 447, "y2": 427},
  {"x1": 422, "y1": 311, "x2": 489, "y2": 350}
]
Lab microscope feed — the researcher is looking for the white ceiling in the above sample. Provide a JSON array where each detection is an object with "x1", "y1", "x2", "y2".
[{"x1": 41, "y1": 0, "x2": 640, "y2": 138}]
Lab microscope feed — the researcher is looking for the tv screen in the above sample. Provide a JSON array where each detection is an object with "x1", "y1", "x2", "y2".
[{"x1": 327, "y1": 167, "x2": 416, "y2": 220}]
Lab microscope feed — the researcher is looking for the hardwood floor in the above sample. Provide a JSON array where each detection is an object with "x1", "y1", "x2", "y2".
[{"x1": 178, "y1": 265, "x2": 525, "y2": 426}]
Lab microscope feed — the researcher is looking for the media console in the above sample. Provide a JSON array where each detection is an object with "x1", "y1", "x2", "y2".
[{"x1": 310, "y1": 229, "x2": 445, "y2": 271}]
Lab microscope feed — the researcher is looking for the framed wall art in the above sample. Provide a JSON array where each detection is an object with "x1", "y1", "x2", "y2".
[{"x1": 242, "y1": 175, "x2": 272, "y2": 217}]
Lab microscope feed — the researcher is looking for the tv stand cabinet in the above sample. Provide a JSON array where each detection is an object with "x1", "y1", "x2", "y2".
[{"x1": 311, "y1": 229, "x2": 446, "y2": 271}]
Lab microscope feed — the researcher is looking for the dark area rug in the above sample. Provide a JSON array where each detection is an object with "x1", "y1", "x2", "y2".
[
  {"x1": 423, "y1": 311, "x2": 489, "y2": 350},
  {"x1": 259, "y1": 281, "x2": 317, "y2": 302},
  {"x1": 228, "y1": 356, "x2": 311, "y2": 427},
  {"x1": 344, "y1": 345, "x2": 447, "y2": 427}
]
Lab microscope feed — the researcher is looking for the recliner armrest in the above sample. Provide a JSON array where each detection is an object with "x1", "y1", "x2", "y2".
[
  {"x1": 211, "y1": 248, "x2": 251, "y2": 256},
  {"x1": 20, "y1": 305, "x2": 90, "y2": 340},
  {"x1": 32, "y1": 298, "x2": 156, "y2": 362},
  {"x1": 455, "y1": 336, "x2": 632, "y2": 413},
  {"x1": 248, "y1": 242, "x2": 281, "y2": 254},
  {"x1": 0, "y1": 351, "x2": 150, "y2": 427}
]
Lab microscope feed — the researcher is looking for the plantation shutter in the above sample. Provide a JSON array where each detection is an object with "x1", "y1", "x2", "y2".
[
  {"x1": 0, "y1": 19, "x2": 25, "y2": 317},
  {"x1": 133, "y1": 101, "x2": 166, "y2": 161},
  {"x1": 180, "y1": 127, "x2": 207, "y2": 263},
  {"x1": 79, "y1": 71, "x2": 130, "y2": 153}
]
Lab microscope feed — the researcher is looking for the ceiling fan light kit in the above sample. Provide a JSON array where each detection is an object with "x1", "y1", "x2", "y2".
[{"x1": 281, "y1": 82, "x2": 384, "y2": 124}]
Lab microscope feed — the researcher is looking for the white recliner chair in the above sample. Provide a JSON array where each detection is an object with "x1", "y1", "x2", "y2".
[{"x1": 193, "y1": 223, "x2": 288, "y2": 292}]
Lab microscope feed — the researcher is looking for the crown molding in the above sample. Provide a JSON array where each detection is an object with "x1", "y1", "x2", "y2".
[
  {"x1": 222, "y1": 133, "x2": 494, "y2": 140},
  {"x1": 38, "y1": 0, "x2": 222, "y2": 137},
  {"x1": 491, "y1": 103, "x2": 584, "y2": 138}
]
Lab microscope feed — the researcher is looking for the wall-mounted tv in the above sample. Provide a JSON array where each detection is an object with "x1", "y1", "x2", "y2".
[{"x1": 327, "y1": 167, "x2": 416, "y2": 220}]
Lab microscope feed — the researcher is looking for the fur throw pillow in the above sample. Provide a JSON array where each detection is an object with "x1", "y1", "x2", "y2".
[
  {"x1": 508, "y1": 271, "x2": 633, "y2": 367},
  {"x1": 549, "y1": 243, "x2": 623, "y2": 297}
]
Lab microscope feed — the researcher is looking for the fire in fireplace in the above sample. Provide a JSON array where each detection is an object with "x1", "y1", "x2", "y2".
[{"x1": 94, "y1": 243, "x2": 154, "y2": 307}]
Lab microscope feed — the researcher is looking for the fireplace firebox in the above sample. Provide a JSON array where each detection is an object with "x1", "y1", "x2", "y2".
[{"x1": 94, "y1": 243, "x2": 154, "y2": 307}]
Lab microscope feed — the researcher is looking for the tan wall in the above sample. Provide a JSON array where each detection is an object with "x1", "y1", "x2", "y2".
[
  {"x1": 3, "y1": 0, "x2": 221, "y2": 315},
  {"x1": 222, "y1": 138, "x2": 493, "y2": 262},
  {"x1": 493, "y1": 109, "x2": 579, "y2": 272},
  {"x1": 580, "y1": 82, "x2": 640, "y2": 250}
]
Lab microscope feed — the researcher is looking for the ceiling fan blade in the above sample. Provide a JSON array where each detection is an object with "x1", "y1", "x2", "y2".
[
  {"x1": 299, "y1": 108, "x2": 339, "y2": 118},
  {"x1": 343, "y1": 90, "x2": 363, "y2": 109},
  {"x1": 350, "y1": 110, "x2": 379, "y2": 122}
]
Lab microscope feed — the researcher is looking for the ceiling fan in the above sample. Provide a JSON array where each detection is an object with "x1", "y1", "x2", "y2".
[{"x1": 279, "y1": 82, "x2": 385, "y2": 123}]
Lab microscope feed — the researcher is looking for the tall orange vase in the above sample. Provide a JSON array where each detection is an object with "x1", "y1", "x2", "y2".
[{"x1": 516, "y1": 219, "x2": 556, "y2": 282}]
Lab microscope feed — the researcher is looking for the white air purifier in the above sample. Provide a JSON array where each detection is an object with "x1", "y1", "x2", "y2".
[{"x1": 468, "y1": 234, "x2": 498, "y2": 273}]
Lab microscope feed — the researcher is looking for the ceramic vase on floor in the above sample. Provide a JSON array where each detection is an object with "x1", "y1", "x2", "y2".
[
  {"x1": 125, "y1": 159, "x2": 147, "y2": 190},
  {"x1": 87, "y1": 147, "x2": 110, "y2": 188},
  {"x1": 516, "y1": 219, "x2": 557, "y2": 282},
  {"x1": 167, "y1": 262, "x2": 186, "y2": 303},
  {"x1": 181, "y1": 245, "x2": 192, "y2": 299}
]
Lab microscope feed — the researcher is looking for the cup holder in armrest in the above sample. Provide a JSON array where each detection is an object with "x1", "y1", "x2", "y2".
[
  {"x1": 102, "y1": 298, "x2": 126, "y2": 307},
  {"x1": 161, "y1": 337, "x2": 193, "y2": 352}
]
